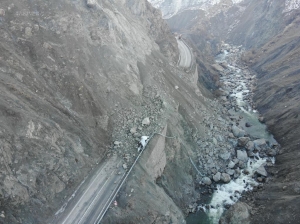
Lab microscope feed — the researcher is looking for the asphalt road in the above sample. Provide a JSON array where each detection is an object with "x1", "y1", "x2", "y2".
[
  {"x1": 52, "y1": 155, "x2": 125, "y2": 224},
  {"x1": 177, "y1": 39, "x2": 192, "y2": 68}
]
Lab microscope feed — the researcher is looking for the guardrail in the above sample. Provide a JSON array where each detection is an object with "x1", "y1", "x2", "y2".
[{"x1": 96, "y1": 133, "x2": 176, "y2": 224}]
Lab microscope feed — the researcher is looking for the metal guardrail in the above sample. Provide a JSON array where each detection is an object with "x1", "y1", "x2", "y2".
[{"x1": 96, "y1": 133, "x2": 176, "y2": 223}]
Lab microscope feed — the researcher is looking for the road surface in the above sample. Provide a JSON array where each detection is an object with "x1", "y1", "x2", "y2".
[
  {"x1": 177, "y1": 39, "x2": 192, "y2": 68},
  {"x1": 52, "y1": 155, "x2": 125, "y2": 224}
]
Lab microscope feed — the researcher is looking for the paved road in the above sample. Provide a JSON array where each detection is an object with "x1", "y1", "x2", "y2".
[
  {"x1": 52, "y1": 156, "x2": 125, "y2": 224},
  {"x1": 177, "y1": 39, "x2": 192, "y2": 68}
]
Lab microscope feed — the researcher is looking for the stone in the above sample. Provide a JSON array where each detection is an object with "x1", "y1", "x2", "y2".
[
  {"x1": 234, "y1": 168, "x2": 241, "y2": 178},
  {"x1": 219, "y1": 202, "x2": 251, "y2": 224},
  {"x1": 243, "y1": 169, "x2": 250, "y2": 175},
  {"x1": 245, "y1": 141, "x2": 254, "y2": 151},
  {"x1": 255, "y1": 165, "x2": 267, "y2": 177},
  {"x1": 228, "y1": 161, "x2": 236, "y2": 169},
  {"x1": 212, "y1": 63, "x2": 225, "y2": 72},
  {"x1": 232, "y1": 125, "x2": 245, "y2": 137},
  {"x1": 238, "y1": 137, "x2": 250, "y2": 147},
  {"x1": 86, "y1": 0, "x2": 97, "y2": 7},
  {"x1": 0, "y1": 9, "x2": 5, "y2": 16},
  {"x1": 142, "y1": 117, "x2": 150, "y2": 126},
  {"x1": 33, "y1": 24, "x2": 40, "y2": 31},
  {"x1": 217, "y1": 135, "x2": 224, "y2": 142},
  {"x1": 219, "y1": 152, "x2": 231, "y2": 161},
  {"x1": 202, "y1": 177, "x2": 212, "y2": 185},
  {"x1": 238, "y1": 161, "x2": 246, "y2": 169},
  {"x1": 245, "y1": 122, "x2": 252, "y2": 127},
  {"x1": 267, "y1": 149, "x2": 277, "y2": 156},
  {"x1": 213, "y1": 137, "x2": 218, "y2": 145},
  {"x1": 175, "y1": 85, "x2": 179, "y2": 90},
  {"x1": 114, "y1": 141, "x2": 122, "y2": 147},
  {"x1": 221, "y1": 173, "x2": 231, "y2": 183},
  {"x1": 247, "y1": 151, "x2": 255, "y2": 158},
  {"x1": 130, "y1": 127, "x2": 137, "y2": 134},
  {"x1": 211, "y1": 168, "x2": 218, "y2": 174},
  {"x1": 213, "y1": 172, "x2": 221, "y2": 182},
  {"x1": 228, "y1": 133, "x2": 235, "y2": 138},
  {"x1": 258, "y1": 116, "x2": 265, "y2": 123},
  {"x1": 253, "y1": 139, "x2": 267, "y2": 150},
  {"x1": 226, "y1": 169, "x2": 235, "y2": 176},
  {"x1": 133, "y1": 132, "x2": 140, "y2": 138},
  {"x1": 122, "y1": 164, "x2": 128, "y2": 170},
  {"x1": 237, "y1": 150, "x2": 248, "y2": 162},
  {"x1": 25, "y1": 27, "x2": 32, "y2": 37}
]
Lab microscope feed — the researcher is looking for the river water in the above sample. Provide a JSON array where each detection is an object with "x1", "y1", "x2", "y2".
[{"x1": 186, "y1": 46, "x2": 277, "y2": 224}]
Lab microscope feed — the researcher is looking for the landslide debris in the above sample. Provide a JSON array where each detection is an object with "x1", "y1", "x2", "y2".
[{"x1": 0, "y1": 0, "x2": 183, "y2": 223}]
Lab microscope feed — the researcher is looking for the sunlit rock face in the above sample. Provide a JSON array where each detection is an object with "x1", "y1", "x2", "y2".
[{"x1": 148, "y1": 0, "x2": 244, "y2": 18}]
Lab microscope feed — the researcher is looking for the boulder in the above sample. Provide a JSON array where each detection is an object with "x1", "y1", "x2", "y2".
[
  {"x1": 212, "y1": 63, "x2": 225, "y2": 72},
  {"x1": 253, "y1": 139, "x2": 267, "y2": 150},
  {"x1": 238, "y1": 137, "x2": 250, "y2": 147},
  {"x1": 221, "y1": 173, "x2": 231, "y2": 183},
  {"x1": 245, "y1": 122, "x2": 252, "y2": 127},
  {"x1": 238, "y1": 161, "x2": 246, "y2": 169},
  {"x1": 255, "y1": 165, "x2": 267, "y2": 177},
  {"x1": 237, "y1": 150, "x2": 248, "y2": 162},
  {"x1": 228, "y1": 161, "x2": 236, "y2": 169},
  {"x1": 232, "y1": 125, "x2": 245, "y2": 137},
  {"x1": 86, "y1": 0, "x2": 97, "y2": 7},
  {"x1": 0, "y1": 9, "x2": 5, "y2": 17},
  {"x1": 213, "y1": 172, "x2": 221, "y2": 182},
  {"x1": 258, "y1": 116, "x2": 265, "y2": 123},
  {"x1": 202, "y1": 177, "x2": 212, "y2": 185},
  {"x1": 142, "y1": 117, "x2": 150, "y2": 126},
  {"x1": 130, "y1": 126, "x2": 137, "y2": 134},
  {"x1": 245, "y1": 141, "x2": 254, "y2": 151},
  {"x1": 114, "y1": 141, "x2": 122, "y2": 147},
  {"x1": 226, "y1": 169, "x2": 235, "y2": 176},
  {"x1": 228, "y1": 133, "x2": 235, "y2": 138},
  {"x1": 213, "y1": 137, "x2": 218, "y2": 145},
  {"x1": 219, "y1": 152, "x2": 231, "y2": 161},
  {"x1": 247, "y1": 151, "x2": 255, "y2": 158},
  {"x1": 267, "y1": 149, "x2": 277, "y2": 156},
  {"x1": 234, "y1": 168, "x2": 241, "y2": 178},
  {"x1": 219, "y1": 202, "x2": 251, "y2": 224}
]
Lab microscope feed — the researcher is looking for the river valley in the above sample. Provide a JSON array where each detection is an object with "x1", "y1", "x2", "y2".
[
  {"x1": 187, "y1": 43, "x2": 279, "y2": 224},
  {"x1": 1, "y1": 1, "x2": 299, "y2": 223}
]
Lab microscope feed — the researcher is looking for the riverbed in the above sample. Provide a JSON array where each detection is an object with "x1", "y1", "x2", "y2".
[{"x1": 187, "y1": 44, "x2": 278, "y2": 224}]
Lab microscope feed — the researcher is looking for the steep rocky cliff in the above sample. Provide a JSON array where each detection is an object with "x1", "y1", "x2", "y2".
[{"x1": 0, "y1": 0, "x2": 185, "y2": 222}]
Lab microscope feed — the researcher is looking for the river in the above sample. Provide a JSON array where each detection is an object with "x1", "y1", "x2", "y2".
[{"x1": 186, "y1": 44, "x2": 278, "y2": 224}]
